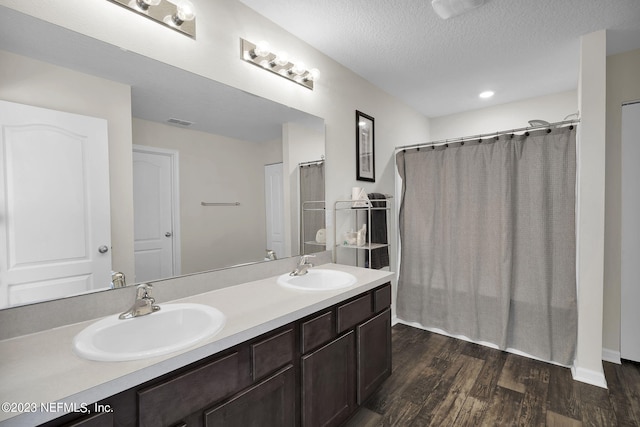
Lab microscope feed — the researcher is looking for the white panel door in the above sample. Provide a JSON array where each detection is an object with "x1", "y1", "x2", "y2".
[
  {"x1": 133, "y1": 149, "x2": 176, "y2": 283},
  {"x1": 264, "y1": 163, "x2": 285, "y2": 259},
  {"x1": 0, "y1": 100, "x2": 111, "y2": 307},
  {"x1": 621, "y1": 101, "x2": 640, "y2": 362}
]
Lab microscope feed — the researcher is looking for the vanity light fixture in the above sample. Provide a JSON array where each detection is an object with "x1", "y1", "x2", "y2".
[
  {"x1": 241, "y1": 38, "x2": 320, "y2": 90},
  {"x1": 107, "y1": 0, "x2": 196, "y2": 38}
]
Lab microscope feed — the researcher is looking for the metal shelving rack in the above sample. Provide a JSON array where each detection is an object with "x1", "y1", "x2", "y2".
[
  {"x1": 332, "y1": 198, "x2": 392, "y2": 267},
  {"x1": 301, "y1": 200, "x2": 326, "y2": 255}
]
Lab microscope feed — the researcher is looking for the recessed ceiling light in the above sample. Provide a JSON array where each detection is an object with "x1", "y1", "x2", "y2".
[{"x1": 479, "y1": 91, "x2": 495, "y2": 99}]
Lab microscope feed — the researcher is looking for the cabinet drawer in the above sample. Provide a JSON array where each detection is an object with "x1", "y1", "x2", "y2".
[
  {"x1": 337, "y1": 293, "x2": 372, "y2": 333},
  {"x1": 64, "y1": 412, "x2": 114, "y2": 427},
  {"x1": 374, "y1": 283, "x2": 392, "y2": 312},
  {"x1": 251, "y1": 328, "x2": 294, "y2": 381},
  {"x1": 301, "y1": 310, "x2": 334, "y2": 354},
  {"x1": 138, "y1": 352, "x2": 241, "y2": 427}
]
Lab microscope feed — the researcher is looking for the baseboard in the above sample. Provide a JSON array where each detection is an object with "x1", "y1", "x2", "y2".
[
  {"x1": 571, "y1": 365, "x2": 608, "y2": 389},
  {"x1": 602, "y1": 348, "x2": 622, "y2": 364}
]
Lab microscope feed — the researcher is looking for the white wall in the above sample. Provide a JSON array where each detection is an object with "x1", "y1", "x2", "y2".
[
  {"x1": 132, "y1": 118, "x2": 279, "y2": 272},
  {"x1": 429, "y1": 90, "x2": 578, "y2": 140},
  {"x1": 0, "y1": 50, "x2": 136, "y2": 282},
  {"x1": 429, "y1": 90, "x2": 577, "y2": 140},
  {"x1": 573, "y1": 30, "x2": 607, "y2": 388}
]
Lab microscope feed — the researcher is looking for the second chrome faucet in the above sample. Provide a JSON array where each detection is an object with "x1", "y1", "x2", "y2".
[
  {"x1": 290, "y1": 255, "x2": 315, "y2": 276},
  {"x1": 119, "y1": 284, "x2": 161, "y2": 320}
]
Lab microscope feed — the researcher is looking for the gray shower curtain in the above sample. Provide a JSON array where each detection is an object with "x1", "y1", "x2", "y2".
[
  {"x1": 300, "y1": 162, "x2": 325, "y2": 254},
  {"x1": 396, "y1": 126, "x2": 577, "y2": 365}
]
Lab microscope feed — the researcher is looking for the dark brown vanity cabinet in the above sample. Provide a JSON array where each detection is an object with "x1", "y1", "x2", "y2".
[
  {"x1": 43, "y1": 283, "x2": 391, "y2": 427},
  {"x1": 300, "y1": 283, "x2": 392, "y2": 427}
]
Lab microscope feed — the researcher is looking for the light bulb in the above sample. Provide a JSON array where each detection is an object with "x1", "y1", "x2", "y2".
[
  {"x1": 166, "y1": 0, "x2": 195, "y2": 26},
  {"x1": 176, "y1": 0, "x2": 195, "y2": 21},
  {"x1": 253, "y1": 41, "x2": 270, "y2": 58},
  {"x1": 291, "y1": 61, "x2": 306, "y2": 76},
  {"x1": 273, "y1": 51, "x2": 289, "y2": 67},
  {"x1": 305, "y1": 68, "x2": 321, "y2": 81},
  {"x1": 132, "y1": 0, "x2": 160, "y2": 11}
]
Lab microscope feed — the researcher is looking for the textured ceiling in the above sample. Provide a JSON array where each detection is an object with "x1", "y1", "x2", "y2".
[{"x1": 238, "y1": 0, "x2": 640, "y2": 117}]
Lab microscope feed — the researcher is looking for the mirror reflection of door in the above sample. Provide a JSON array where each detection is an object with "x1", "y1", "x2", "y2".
[
  {"x1": 0, "y1": 100, "x2": 112, "y2": 308},
  {"x1": 132, "y1": 146, "x2": 180, "y2": 283},
  {"x1": 621, "y1": 101, "x2": 640, "y2": 363},
  {"x1": 264, "y1": 163, "x2": 285, "y2": 259}
]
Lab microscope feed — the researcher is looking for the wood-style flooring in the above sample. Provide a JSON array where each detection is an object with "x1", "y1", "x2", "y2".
[{"x1": 347, "y1": 323, "x2": 640, "y2": 427}]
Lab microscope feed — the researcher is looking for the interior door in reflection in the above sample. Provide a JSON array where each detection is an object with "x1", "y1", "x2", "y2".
[
  {"x1": 132, "y1": 147, "x2": 178, "y2": 283},
  {"x1": 0, "y1": 100, "x2": 112, "y2": 308}
]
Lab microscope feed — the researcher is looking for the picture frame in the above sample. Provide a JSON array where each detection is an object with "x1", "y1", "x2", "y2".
[{"x1": 356, "y1": 110, "x2": 375, "y2": 182}]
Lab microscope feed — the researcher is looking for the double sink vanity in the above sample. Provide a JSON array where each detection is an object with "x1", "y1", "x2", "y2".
[{"x1": 0, "y1": 262, "x2": 393, "y2": 427}]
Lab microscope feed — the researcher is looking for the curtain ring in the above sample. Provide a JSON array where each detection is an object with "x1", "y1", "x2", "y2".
[
  {"x1": 546, "y1": 128, "x2": 552, "y2": 133},
  {"x1": 525, "y1": 131, "x2": 530, "y2": 137},
  {"x1": 445, "y1": 143, "x2": 449, "y2": 148},
  {"x1": 432, "y1": 145, "x2": 435, "y2": 150}
]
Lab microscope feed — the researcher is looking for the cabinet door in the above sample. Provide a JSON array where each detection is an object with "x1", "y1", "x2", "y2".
[
  {"x1": 204, "y1": 366, "x2": 295, "y2": 427},
  {"x1": 301, "y1": 331, "x2": 356, "y2": 427},
  {"x1": 357, "y1": 308, "x2": 391, "y2": 404}
]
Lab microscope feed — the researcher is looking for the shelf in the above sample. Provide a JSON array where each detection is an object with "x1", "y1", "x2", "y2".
[
  {"x1": 333, "y1": 198, "x2": 392, "y2": 268},
  {"x1": 304, "y1": 241, "x2": 327, "y2": 247},
  {"x1": 337, "y1": 243, "x2": 389, "y2": 250}
]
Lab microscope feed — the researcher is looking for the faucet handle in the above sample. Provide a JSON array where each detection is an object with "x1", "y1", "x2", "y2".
[
  {"x1": 135, "y1": 283, "x2": 153, "y2": 299},
  {"x1": 300, "y1": 254, "x2": 316, "y2": 265}
]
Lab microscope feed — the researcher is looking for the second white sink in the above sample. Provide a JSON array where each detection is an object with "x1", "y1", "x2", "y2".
[
  {"x1": 277, "y1": 269, "x2": 357, "y2": 291},
  {"x1": 73, "y1": 303, "x2": 226, "y2": 362}
]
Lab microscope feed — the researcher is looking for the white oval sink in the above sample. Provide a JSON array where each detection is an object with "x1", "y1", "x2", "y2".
[
  {"x1": 73, "y1": 303, "x2": 226, "y2": 362},
  {"x1": 277, "y1": 269, "x2": 357, "y2": 291}
]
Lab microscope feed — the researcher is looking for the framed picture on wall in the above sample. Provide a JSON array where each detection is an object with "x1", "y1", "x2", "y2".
[{"x1": 356, "y1": 110, "x2": 375, "y2": 182}]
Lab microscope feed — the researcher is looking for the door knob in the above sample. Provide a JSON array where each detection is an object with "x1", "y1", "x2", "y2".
[
  {"x1": 98, "y1": 245, "x2": 109, "y2": 254},
  {"x1": 165, "y1": 232, "x2": 173, "y2": 237}
]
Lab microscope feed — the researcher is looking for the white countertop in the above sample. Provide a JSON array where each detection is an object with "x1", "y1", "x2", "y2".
[{"x1": 0, "y1": 264, "x2": 393, "y2": 426}]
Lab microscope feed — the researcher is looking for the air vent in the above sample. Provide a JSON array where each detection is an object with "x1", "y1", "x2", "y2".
[{"x1": 167, "y1": 118, "x2": 194, "y2": 127}]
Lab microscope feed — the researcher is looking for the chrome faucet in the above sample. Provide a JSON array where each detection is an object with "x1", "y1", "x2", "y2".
[
  {"x1": 119, "y1": 284, "x2": 161, "y2": 320},
  {"x1": 290, "y1": 255, "x2": 315, "y2": 276},
  {"x1": 266, "y1": 249, "x2": 277, "y2": 261}
]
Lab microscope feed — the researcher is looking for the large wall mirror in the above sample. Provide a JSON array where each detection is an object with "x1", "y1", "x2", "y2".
[{"x1": 0, "y1": 6, "x2": 325, "y2": 309}]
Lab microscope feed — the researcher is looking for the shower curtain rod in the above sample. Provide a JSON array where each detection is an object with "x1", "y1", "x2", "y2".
[
  {"x1": 394, "y1": 119, "x2": 580, "y2": 152},
  {"x1": 298, "y1": 158, "x2": 325, "y2": 167}
]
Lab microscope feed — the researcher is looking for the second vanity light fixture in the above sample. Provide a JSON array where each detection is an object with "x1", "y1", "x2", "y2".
[
  {"x1": 241, "y1": 39, "x2": 320, "y2": 90},
  {"x1": 107, "y1": 0, "x2": 196, "y2": 38}
]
